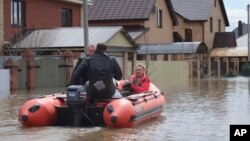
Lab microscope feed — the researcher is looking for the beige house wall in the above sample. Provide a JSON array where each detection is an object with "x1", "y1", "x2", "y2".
[
  {"x1": 89, "y1": 0, "x2": 174, "y2": 45},
  {"x1": 174, "y1": 0, "x2": 227, "y2": 49},
  {"x1": 174, "y1": 14, "x2": 204, "y2": 42},
  {"x1": 136, "y1": 0, "x2": 174, "y2": 44},
  {"x1": 107, "y1": 32, "x2": 134, "y2": 47},
  {"x1": 127, "y1": 61, "x2": 189, "y2": 91},
  {"x1": 204, "y1": 0, "x2": 226, "y2": 49},
  {"x1": 89, "y1": 21, "x2": 145, "y2": 28}
]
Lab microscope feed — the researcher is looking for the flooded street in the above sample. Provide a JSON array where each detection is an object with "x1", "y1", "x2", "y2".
[{"x1": 0, "y1": 77, "x2": 250, "y2": 141}]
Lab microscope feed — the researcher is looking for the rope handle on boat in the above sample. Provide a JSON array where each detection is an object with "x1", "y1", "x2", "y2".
[{"x1": 126, "y1": 91, "x2": 159, "y2": 102}]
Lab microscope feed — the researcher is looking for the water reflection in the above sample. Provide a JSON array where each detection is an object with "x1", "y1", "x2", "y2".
[
  {"x1": 0, "y1": 77, "x2": 250, "y2": 141},
  {"x1": 0, "y1": 90, "x2": 10, "y2": 100}
]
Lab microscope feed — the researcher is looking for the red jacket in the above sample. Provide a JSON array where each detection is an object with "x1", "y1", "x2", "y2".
[{"x1": 129, "y1": 74, "x2": 150, "y2": 93}]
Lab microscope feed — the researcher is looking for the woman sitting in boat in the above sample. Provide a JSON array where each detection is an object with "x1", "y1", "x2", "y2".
[{"x1": 128, "y1": 63, "x2": 151, "y2": 93}]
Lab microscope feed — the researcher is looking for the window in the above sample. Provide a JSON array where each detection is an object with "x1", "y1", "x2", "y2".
[
  {"x1": 210, "y1": 17, "x2": 213, "y2": 32},
  {"x1": 61, "y1": 8, "x2": 72, "y2": 27},
  {"x1": 11, "y1": 0, "x2": 25, "y2": 27},
  {"x1": 218, "y1": 19, "x2": 221, "y2": 32},
  {"x1": 157, "y1": 9, "x2": 162, "y2": 28},
  {"x1": 137, "y1": 54, "x2": 146, "y2": 60},
  {"x1": 185, "y1": 28, "x2": 192, "y2": 42},
  {"x1": 164, "y1": 55, "x2": 168, "y2": 61}
]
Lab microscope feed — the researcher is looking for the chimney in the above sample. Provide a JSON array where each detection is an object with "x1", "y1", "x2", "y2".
[
  {"x1": 238, "y1": 21, "x2": 243, "y2": 37},
  {"x1": 238, "y1": 20, "x2": 243, "y2": 37}
]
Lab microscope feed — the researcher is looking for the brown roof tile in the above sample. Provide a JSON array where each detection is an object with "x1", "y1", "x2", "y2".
[
  {"x1": 213, "y1": 32, "x2": 237, "y2": 48},
  {"x1": 88, "y1": 0, "x2": 155, "y2": 21}
]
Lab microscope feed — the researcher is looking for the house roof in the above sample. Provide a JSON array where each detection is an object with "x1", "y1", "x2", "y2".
[
  {"x1": 137, "y1": 42, "x2": 208, "y2": 54},
  {"x1": 171, "y1": 0, "x2": 229, "y2": 26},
  {"x1": 88, "y1": 0, "x2": 178, "y2": 25},
  {"x1": 13, "y1": 26, "x2": 137, "y2": 48},
  {"x1": 56, "y1": 0, "x2": 93, "y2": 5},
  {"x1": 165, "y1": 0, "x2": 178, "y2": 26},
  {"x1": 237, "y1": 33, "x2": 249, "y2": 48},
  {"x1": 128, "y1": 30, "x2": 148, "y2": 40},
  {"x1": 213, "y1": 32, "x2": 237, "y2": 48},
  {"x1": 88, "y1": 0, "x2": 155, "y2": 21},
  {"x1": 232, "y1": 22, "x2": 250, "y2": 38},
  {"x1": 210, "y1": 33, "x2": 249, "y2": 57},
  {"x1": 210, "y1": 48, "x2": 248, "y2": 57}
]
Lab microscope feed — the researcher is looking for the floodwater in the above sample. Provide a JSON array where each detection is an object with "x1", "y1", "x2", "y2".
[{"x1": 0, "y1": 77, "x2": 250, "y2": 141}]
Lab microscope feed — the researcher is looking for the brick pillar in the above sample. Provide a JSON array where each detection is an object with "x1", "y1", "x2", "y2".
[
  {"x1": 62, "y1": 50, "x2": 74, "y2": 85},
  {"x1": 123, "y1": 52, "x2": 128, "y2": 79},
  {"x1": 216, "y1": 57, "x2": 221, "y2": 78},
  {"x1": 4, "y1": 58, "x2": 18, "y2": 90},
  {"x1": 22, "y1": 49, "x2": 36, "y2": 90},
  {"x1": 223, "y1": 58, "x2": 229, "y2": 76},
  {"x1": 236, "y1": 58, "x2": 240, "y2": 75},
  {"x1": 168, "y1": 54, "x2": 171, "y2": 61}
]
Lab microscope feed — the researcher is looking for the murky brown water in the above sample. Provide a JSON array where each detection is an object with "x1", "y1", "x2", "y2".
[{"x1": 0, "y1": 77, "x2": 250, "y2": 141}]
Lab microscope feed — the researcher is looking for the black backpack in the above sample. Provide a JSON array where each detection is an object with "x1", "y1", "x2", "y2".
[{"x1": 87, "y1": 54, "x2": 116, "y2": 98}]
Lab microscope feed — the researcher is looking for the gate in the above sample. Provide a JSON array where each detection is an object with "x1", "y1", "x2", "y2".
[
  {"x1": 36, "y1": 57, "x2": 66, "y2": 88},
  {"x1": 17, "y1": 59, "x2": 27, "y2": 90}
]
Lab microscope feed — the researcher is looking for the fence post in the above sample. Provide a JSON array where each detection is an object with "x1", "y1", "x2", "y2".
[
  {"x1": 4, "y1": 58, "x2": 18, "y2": 90},
  {"x1": 22, "y1": 49, "x2": 36, "y2": 90},
  {"x1": 62, "y1": 50, "x2": 74, "y2": 85}
]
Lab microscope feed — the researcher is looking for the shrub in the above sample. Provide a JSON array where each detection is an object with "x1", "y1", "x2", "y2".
[
  {"x1": 240, "y1": 63, "x2": 250, "y2": 76},
  {"x1": 227, "y1": 69, "x2": 235, "y2": 77}
]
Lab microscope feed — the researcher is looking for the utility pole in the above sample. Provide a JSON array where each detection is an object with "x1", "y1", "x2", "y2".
[
  {"x1": 248, "y1": 4, "x2": 250, "y2": 61},
  {"x1": 83, "y1": 0, "x2": 89, "y2": 56}
]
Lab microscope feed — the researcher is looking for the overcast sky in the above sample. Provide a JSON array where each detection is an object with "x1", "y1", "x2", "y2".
[{"x1": 223, "y1": 0, "x2": 249, "y2": 31}]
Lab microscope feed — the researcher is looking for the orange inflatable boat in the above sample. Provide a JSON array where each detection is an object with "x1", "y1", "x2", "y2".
[
  {"x1": 18, "y1": 81, "x2": 165, "y2": 128},
  {"x1": 19, "y1": 93, "x2": 66, "y2": 127}
]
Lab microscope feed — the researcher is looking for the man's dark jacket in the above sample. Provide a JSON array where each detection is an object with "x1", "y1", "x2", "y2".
[
  {"x1": 72, "y1": 51, "x2": 122, "y2": 99},
  {"x1": 68, "y1": 56, "x2": 89, "y2": 85}
]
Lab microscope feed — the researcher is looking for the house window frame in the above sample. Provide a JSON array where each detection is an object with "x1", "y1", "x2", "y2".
[
  {"x1": 11, "y1": 0, "x2": 25, "y2": 27},
  {"x1": 157, "y1": 9, "x2": 163, "y2": 28},
  {"x1": 61, "y1": 8, "x2": 72, "y2": 27},
  {"x1": 210, "y1": 17, "x2": 213, "y2": 33},
  {"x1": 218, "y1": 19, "x2": 221, "y2": 32}
]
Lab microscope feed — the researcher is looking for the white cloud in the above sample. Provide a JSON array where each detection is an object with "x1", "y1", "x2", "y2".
[{"x1": 225, "y1": 7, "x2": 248, "y2": 31}]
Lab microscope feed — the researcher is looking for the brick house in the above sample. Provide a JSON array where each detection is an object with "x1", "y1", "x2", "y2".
[
  {"x1": 0, "y1": 0, "x2": 93, "y2": 55},
  {"x1": 0, "y1": 0, "x2": 139, "y2": 90}
]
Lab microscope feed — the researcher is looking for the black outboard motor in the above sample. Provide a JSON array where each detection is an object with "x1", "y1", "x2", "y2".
[{"x1": 66, "y1": 85, "x2": 87, "y2": 127}]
